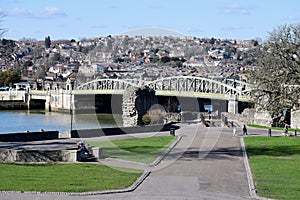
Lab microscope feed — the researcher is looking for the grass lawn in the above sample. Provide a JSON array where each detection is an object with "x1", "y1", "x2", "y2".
[
  {"x1": 247, "y1": 124, "x2": 300, "y2": 132},
  {"x1": 0, "y1": 163, "x2": 142, "y2": 192},
  {"x1": 87, "y1": 136, "x2": 176, "y2": 164},
  {"x1": 244, "y1": 136, "x2": 300, "y2": 200}
]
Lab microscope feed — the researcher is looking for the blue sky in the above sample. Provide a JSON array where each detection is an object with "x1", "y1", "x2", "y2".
[{"x1": 1, "y1": 0, "x2": 300, "y2": 41}]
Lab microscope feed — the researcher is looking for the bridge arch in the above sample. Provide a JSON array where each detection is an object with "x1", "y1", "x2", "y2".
[
  {"x1": 144, "y1": 76, "x2": 252, "y2": 96},
  {"x1": 76, "y1": 76, "x2": 253, "y2": 97},
  {"x1": 76, "y1": 78, "x2": 140, "y2": 90}
]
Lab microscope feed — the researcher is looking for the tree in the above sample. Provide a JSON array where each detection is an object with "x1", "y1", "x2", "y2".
[
  {"x1": 0, "y1": 70, "x2": 21, "y2": 87},
  {"x1": 45, "y1": 36, "x2": 51, "y2": 48},
  {"x1": 251, "y1": 24, "x2": 300, "y2": 122},
  {"x1": 0, "y1": 12, "x2": 11, "y2": 62},
  {"x1": 0, "y1": 11, "x2": 6, "y2": 38},
  {"x1": 209, "y1": 37, "x2": 216, "y2": 45}
]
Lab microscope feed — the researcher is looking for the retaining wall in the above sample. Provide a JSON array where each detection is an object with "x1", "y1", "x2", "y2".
[
  {"x1": 69, "y1": 123, "x2": 172, "y2": 138},
  {"x1": 0, "y1": 131, "x2": 59, "y2": 142},
  {"x1": 0, "y1": 149, "x2": 77, "y2": 162}
]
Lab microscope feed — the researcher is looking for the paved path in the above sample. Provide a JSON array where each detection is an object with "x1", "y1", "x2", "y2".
[{"x1": 0, "y1": 124, "x2": 279, "y2": 200}]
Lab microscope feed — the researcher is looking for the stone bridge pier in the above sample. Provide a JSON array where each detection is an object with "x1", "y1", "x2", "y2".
[
  {"x1": 44, "y1": 83, "x2": 73, "y2": 112},
  {"x1": 122, "y1": 86, "x2": 158, "y2": 127},
  {"x1": 227, "y1": 94, "x2": 239, "y2": 114}
]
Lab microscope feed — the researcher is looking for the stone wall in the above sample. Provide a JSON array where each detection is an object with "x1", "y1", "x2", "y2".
[
  {"x1": 0, "y1": 101, "x2": 28, "y2": 110},
  {"x1": 253, "y1": 109, "x2": 273, "y2": 126},
  {"x1": 122, "y1": 86, "x2": 138, "y2": 127},
  {"x1": 222, "y1": 108, "x2": 273, "y2": 126},
  {"x1": 69, "y1": 123, "x2": 172, "y2": 138},
  {"x1": 122, "y1": 86, "x2": 158, "y2": 127},
  {"x1": 0, "y1": 149, "x2": 77, "y2": 163},
  {"x1": 0, "y1": 131, "x2": 59, "y2": 142},
  {"x1": 291, "y1": 109, "x2": 300, "y2": 128}
]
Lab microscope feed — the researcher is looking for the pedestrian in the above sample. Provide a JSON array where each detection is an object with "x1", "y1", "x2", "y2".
[
  {"x1": 208, "y1": 110, "x2": 211, "y2": 120},
  {"x1": 283, "y1": 123, "x2": 290, "y2": 136},
  {"x1": 233, "y1": 127, "x2": 236, "y2": 136},
  {"x1": 243, "y1": 124, "x2": 248, "y2": 136},
  {"x1": 215, "y1": 110, "x2": 219, "y2": 118}
]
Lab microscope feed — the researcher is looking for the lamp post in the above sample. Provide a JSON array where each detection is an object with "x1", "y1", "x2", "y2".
[{"x1": 70, "y1": 92, "x2": 73, "y2": 135}]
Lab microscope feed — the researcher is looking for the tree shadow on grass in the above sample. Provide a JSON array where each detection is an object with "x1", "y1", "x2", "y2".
[
  {"x1": 246, "y1": 145, "x2": 300, "y2": 157},
  {"x1": 179, "y1": 147, "x2": 243, "y2": 161}
]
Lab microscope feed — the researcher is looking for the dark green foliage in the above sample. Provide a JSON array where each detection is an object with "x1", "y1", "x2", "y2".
[
  {"x1": 45, "y1": 36, "x2": 51, "y2": 48},
  {"x1": 160, "y1": 56, "x2": 170, "y2": 63},
  {"x1": 0, "y1": 70, "x2": 21, "y2": 86},
  {"x1": 142, "y1": 113, "x2": 151, "y2": 125},
  {"x1": 209, "y1": 37, "x2": 216, "y2": 45},
  {"x1": 23, "y1": 60, "x2": 33, "y2": 67}
]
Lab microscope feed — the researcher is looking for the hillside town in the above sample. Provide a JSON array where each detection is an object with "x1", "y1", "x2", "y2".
[{"x1": 0, "y1": 35, "x2": 260, "y2": 89}]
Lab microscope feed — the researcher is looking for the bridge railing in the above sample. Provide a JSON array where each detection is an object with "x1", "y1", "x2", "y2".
[
  {"x1": 77, "y1": 78, "x2": 139, "y2": 90},
  {"x1": 0, "y1": 90, "x2": 26, "y2": 101},
  {"x1": 144, "y1": 76, "x2": 253, "y2": 96},
  {"x1": 31, "y1": 76, "x2": 254, "y2": 101}
]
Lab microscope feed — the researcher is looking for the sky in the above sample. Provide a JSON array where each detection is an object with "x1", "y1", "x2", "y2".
[{"x1": 1, "y1": 0, "x2": 300, "y2": 41}]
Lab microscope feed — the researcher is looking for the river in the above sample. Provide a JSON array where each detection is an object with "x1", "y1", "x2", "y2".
[{"x1": 0, "y1": 110, "x2": 122, "y2": 134}]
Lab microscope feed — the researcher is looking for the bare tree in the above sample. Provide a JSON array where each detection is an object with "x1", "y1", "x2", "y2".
[
  {"x1": 0, "y1": 11, "x2": 10, "y2": 62},
  {"x1": 251, "y1": 24, "x2": 300, "y2": 121},
  {"x1": 0, "y1": 11, "x2": 6, "y2": 38}
]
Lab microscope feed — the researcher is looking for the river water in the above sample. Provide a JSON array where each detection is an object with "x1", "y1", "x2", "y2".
[{"x1": 0, "y1": 110, "x2": 122, "y2": 134}]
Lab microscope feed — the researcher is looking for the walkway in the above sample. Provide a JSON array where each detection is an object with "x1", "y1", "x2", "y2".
[{"x1": 0, "y1": 123, "x2": 272, "y2": 200}]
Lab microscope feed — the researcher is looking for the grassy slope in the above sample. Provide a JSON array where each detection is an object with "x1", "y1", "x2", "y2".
[
  {"x1": 0, "y1": 163, "x2": 142, "y2": 192},
  {"x1": 244, "y1": 136, "x2": 300, "y2": 200},
  {"x1": 87, "y1": 136, "x2": 176, "y2": 163}
]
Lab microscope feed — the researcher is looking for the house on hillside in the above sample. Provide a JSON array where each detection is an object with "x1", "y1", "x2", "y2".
[{"x1": 79, "y1": 64, "x2": 107, "y2": 77}]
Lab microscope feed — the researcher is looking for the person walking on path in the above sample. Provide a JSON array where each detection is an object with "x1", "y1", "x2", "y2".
[
  {"x1": 283, "y1": 123, "x2": 290, "y2": 136},
  {"x1": 233, "y1": 127, "x2": 237, "y2": 136},
  {"x1": 243, "y1": 124, "x2": 248, "y2": 136}
]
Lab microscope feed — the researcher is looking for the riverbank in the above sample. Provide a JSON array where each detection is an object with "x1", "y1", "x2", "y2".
[{"x1": 0, "y1": 101, "x2": 27, "y2": 110}]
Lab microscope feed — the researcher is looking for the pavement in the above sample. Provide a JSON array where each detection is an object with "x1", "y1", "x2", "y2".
[{"x1": 0, "y1": 123, "x2": 285, "y2": 200}]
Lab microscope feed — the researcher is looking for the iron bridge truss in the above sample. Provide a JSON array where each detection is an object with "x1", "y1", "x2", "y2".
[{"x1": 76, "y1": 76, "x2": 253, "y2": 98}]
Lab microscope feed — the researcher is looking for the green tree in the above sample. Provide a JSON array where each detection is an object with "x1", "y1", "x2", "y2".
[
  {"x1": 23, "y1": 60, "x2": 33, "y2": 67},
  {"x1": 209, "y1": 37, "x2": 216, "y2": 45},
  {"x1": 45, "y1": 36, "x2": 51, "y2": 48},
  {"x1": 251, "y1": 24, "x2": 300, "y2": 120},
  {"x1": 0, "y1": 70, "x2": 21, "y2": 87},
  {"x1": 160, "y1": 56, "x2": 170, "y2": 63}
]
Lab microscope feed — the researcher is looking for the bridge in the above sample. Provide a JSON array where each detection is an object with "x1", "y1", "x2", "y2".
[
  {"x1": 76, "y1": 76, "x2": 252, "y2": 100},
  {"x1": 28, "y1": 76, "x2": 253, "y2": 116}
]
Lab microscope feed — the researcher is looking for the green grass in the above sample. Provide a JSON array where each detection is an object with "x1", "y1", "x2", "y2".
[
  {"x1": 0, "y1": 163, "x2": 142, "y2": 192},
  {"x1": 244, "y1": 136, "x2": 300, "y2": 200},
  {"x1": 87, "y1": 136, "x2": 176, "y2": 163},
  {"x1": 247, "y1": 124, "x2": 300, "y2": 132}
]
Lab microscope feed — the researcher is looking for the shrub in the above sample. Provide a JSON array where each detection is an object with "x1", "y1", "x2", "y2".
[{"x1": 142, "y1": 113, "x2": 151, "y2": 125}]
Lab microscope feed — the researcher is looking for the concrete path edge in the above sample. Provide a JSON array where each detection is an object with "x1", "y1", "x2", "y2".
[
  {"x1": 150, "y1": 135, "x2": 182, "y2": 167},
  {"x1": 0, "y1": 135, "x2": 182, "y2": 196},
  {"x1": 240, "y1": 137, "x2": 275, "y2": 200},
  {"x1": 0, "y1": 171, "x2": 151, "y2": 196}
]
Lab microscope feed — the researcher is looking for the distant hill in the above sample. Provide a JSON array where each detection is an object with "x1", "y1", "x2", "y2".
[{"x1": 120, "y1": 27, "x2": 184, "y2": 38}]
